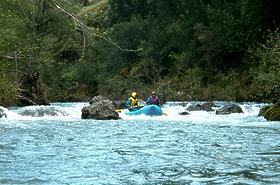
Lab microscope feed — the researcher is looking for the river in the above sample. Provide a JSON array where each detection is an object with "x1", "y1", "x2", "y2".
[{"x1": 0, "y1": 102, "x2": 279, "y2": 184}]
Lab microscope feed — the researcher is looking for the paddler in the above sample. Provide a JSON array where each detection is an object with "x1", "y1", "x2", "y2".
[
  {"x1": 127, "y1": 92, "x2": 139, "y2": 111},
  {"x1": 146, "y1": 91, "x2": 160, "y2": 106}
]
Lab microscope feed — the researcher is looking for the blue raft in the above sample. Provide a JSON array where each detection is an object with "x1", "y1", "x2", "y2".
[{"x1": 126, "y1": 105, "x2": 163, "y2": 116}]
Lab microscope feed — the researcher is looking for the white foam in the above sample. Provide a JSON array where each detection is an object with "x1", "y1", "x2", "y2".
[
  {"x1": 119, "y1": 102, "x2": 276, "y2": 127},
  {"x1": 1, "y1": 102, "x2": 277, "y2": 127}
]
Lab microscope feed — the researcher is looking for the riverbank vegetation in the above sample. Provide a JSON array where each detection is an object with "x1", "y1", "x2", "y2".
[{"x1": 0, "y1": 0, "x2": 279, "y2": 106}]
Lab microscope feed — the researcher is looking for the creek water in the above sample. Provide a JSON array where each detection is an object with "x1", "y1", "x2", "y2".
[{"x1": 0, "y1": 102, "x2": 279, "y2": 185}]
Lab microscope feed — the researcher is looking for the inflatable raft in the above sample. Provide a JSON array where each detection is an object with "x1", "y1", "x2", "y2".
[{"x1": 126, "y1": 105, "x2": 163, "y2": 116}]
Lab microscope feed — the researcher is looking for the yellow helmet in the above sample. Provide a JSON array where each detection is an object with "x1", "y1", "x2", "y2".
[{"x1": 131, "y1": 92, "x2": 137, "y2": 97}]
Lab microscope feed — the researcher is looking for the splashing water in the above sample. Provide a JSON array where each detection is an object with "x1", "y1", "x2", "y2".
[{"x1": 0, "y1": 102, "x2": 279, "y2": 185}]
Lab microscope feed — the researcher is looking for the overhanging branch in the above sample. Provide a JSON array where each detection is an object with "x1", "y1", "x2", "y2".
[{"x1": 46, "y1": 0, "x2": 143, "y2": 53}]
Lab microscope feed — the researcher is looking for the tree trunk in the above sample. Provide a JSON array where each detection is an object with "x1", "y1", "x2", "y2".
[{"x1": 17, "y1": 72, "x2": 49, "y2": 106}]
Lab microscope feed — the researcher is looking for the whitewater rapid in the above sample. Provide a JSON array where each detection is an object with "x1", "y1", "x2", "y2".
[
  {"x1": 0, "y1": 101, "x2": 276, "y2": 126},
  {"x1": 1, "y1": 102, "x2": 279, "y2": 185}
]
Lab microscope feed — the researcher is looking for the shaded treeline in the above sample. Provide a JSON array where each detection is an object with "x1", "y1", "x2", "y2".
[{"x1": 0, "y1": 0, "x2": 279, "y2": 106}]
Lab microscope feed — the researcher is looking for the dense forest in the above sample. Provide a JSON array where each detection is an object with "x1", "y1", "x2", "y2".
[{"x1": 0, "y1": 0, "x2": 279, "y2": 106}]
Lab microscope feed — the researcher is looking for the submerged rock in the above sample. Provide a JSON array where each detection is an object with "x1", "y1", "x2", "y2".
[
  {"x1": 19, "y1": 107, "x2": 67, "y2": 117},
  {"x1": 186, "y1": 102, "x2": 215, "y2": 112},
  {"x1": 0, "y1": 107, "x2": 7, "y2": 118},
  {"x1": 264, "y1": 100, "x2": 280, "y2": 121},
  {"x1": 82, "y1": 96, "x2": 119, "y2": 120},
  {"x1": 179, "y1": 111, "x2": 190, "y2": 115},
  {"x1": 216, "y1": 104, "x2": 243, "y2": 115}
]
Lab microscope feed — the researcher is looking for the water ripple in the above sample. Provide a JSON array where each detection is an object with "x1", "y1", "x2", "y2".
[{"x1": 0, "y1": 111, "x2": 279, "y2": 185}]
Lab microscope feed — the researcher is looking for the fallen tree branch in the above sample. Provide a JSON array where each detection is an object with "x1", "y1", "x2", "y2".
[{"x1": 16, "y1": 95, "x2": 38, "y2": 105}]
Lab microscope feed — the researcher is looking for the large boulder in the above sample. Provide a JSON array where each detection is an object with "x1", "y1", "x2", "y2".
[
  {"x1": 186, "y1": 102, "x2": 215, "y2": 112},
  {"x1": 264, "y1": 100, "x2": 280, "y2": 121},
  {"x1": 0, "y1": 107, "x2": 7, "y2": 118},
  {"x1": 216, "y1": 104, "x2": 243, "y2": 115},
  {"x1": 258, "y1": 105, "x2": 271, "y2": 117},
  {"x1": 82, "y1": 96, "x2": 120, "y2": 120}
]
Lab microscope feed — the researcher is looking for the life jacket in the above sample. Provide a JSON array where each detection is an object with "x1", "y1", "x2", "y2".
[
  {"x1": 148, "y1": 96, "x2": 159, "y2": 105},
  {"x1": 129, "y1": 97, "x2": 138, "y2": 108}
]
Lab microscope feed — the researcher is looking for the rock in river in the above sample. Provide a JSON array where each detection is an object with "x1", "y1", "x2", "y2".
[
  {"x1": 0, "y1": 107, "x2": 7, "y2": 118},
  {"x1": 216, "y1": 104, "x2": 243, "y2": 115},
  {"x1": 81, "y1": 96, "x2": 120, "y2": 120},
  {"x1": 264, "y1": 99, "x2": 280, "y2": 121}
]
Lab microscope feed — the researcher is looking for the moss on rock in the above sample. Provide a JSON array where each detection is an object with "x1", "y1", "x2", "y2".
[
  {"x1": 258, "y1": 105, "x2": 271, "y2": 116},
  {"x1": 264, "y1": 99, "x2": 280, "y2": 121}
]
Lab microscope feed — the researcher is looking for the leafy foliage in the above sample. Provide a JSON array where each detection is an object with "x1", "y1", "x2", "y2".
[{"x1": 0, "y1": 0, "x2": 279, "y2": 105}]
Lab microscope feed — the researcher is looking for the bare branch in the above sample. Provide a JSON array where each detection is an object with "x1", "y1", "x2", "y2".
[
  {"x1": 46, "y1": 0, "x2": 142, "y2": 52},
  {"x1": 1, "y1": 54, "x2": 32, "y2": 60},
  {"x1": 5, "y1": 69, "x2": 29, "y2": 76},
  {"x1": 16, "y1": 95, "x2": 38, "y2": 105}
]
